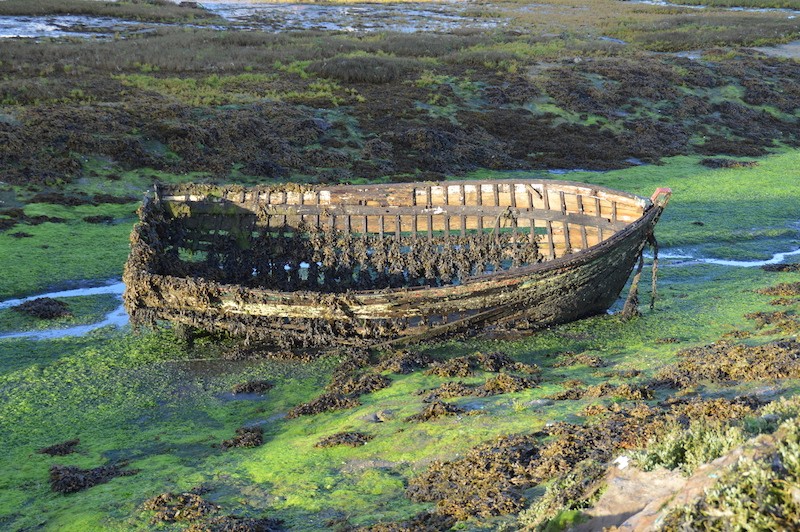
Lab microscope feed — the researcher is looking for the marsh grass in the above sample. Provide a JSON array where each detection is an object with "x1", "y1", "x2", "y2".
[
  {"x1": 307, "y1": 55, "x2": 422, "y2": 84},
  {"x1": 678, "y1": 0, "x2": 800, "y2": 8},
  {"x1": 611, "y1": 12, "x2": 800, "y2": 51},
  {"x1": 115, "y1": 72, "x2": 353, "y2": 106}
]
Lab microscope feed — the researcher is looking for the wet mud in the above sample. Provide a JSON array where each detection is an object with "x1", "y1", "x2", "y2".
[
  {"x1": 50, "y1": 462, "x2": 138, "y2": 494},
  {"x1": 221, "y1": 426, "x2": 264, "y2": 450},
  {"x1": 37, "y1": 438, "x2": 79, "y2": 456},
  {"x1": 315, "y1": 432, "x2": 373, "y2": 448},
  {"x1": 654, "y1": 340, "x2": 800, "y2": 388}
]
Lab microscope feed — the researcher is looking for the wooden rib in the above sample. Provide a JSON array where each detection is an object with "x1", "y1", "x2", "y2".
[
  {"x1": 545, "y1": 221, "x2": 556, "y2": 259},
  {"x1": 460, "y1": 184, "x2": 467, "y2": 236},
  {"x1": 395, "y1": 214, "x2": 402, "y2": 240},
  {"x1": 313, "y1": 191, "x2": 320, "y2": 229},
  {"x1": 412, "y1": 188, "x2": 418, "y2": 234},
  {"x1": 281, "y1": 190, "x2": 287, "y2": 228},
  {"x1": 577, "y1": 195, "x2": 589, "y2": 249}
]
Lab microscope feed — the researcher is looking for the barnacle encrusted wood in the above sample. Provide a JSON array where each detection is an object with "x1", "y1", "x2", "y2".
[{"x1": 123, "y1": 180, "x2": 670, "y2": 347}]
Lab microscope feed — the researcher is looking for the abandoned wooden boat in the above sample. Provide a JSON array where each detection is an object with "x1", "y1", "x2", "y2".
[{"x1": 123, "y1": 180, "x2": 671, "y2": 347}]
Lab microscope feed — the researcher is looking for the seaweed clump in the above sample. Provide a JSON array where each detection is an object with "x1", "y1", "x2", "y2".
[
  {"x1": 144, "y1": 491, "x2": 219, "y2": 523},
  {"x1": 359, "y1": 511, "x2": 456, "y2": 531},
  {"x1": 221, "y1": 426, "x2": 264, "y2": 450},
  {"x1": 700, "y1": 158, "x2": 758, "y2": 169},
  {"x1": 286, "y1": 393, "x2": 361, "y2": 418},
  {"x1": 406, "y1": 433, "x2": 541, "y2": 518},
  {"x1": 480, "y1": 373, "x2": 539, "y2": 395},
  {"x1": 185, "y1": 515, "x2": 284, "y2": 532},
  {"x1": 329, "y1": 372, "x2": 391, "y2": 396},
  {"x1": 14, "y1": 297, "x2": 71, "y2": 319},
  {"x1": 654, "y1": 340, "x2": 800, "y2": 388},
  {"x1": 763, "y1": 263, "x2": 800, "y2": 273},
  {"x1": 50, "y1": 462, "x2": 139, "y2": 494},
  {"x1": 424, "y1": 352, "x2": 538, "y2": 378},
  {"x1": 547, "y1": 382, "x2": 654, "y2": 401},
  {"x1": 757, "y1": 282, "x2": 800, "y2": 297},
  {"x1": 553, "y1": 352, "x2": 607, "y2": 368},
  {"x1": 315, "y1": 432, "x2": 374, "y2": 448},
  {"x1": 405, "y1": 401, "x2": 465, "y2": 422},
  {"x1": 38, "y1": 438, "x2": 79, "y2": 456},
  {"x1": 376, "y1": 350, "x2": 433, "y2": 374},
  {"x1": 232, "y1": 380, "x2": 273, "y2": 395},
  {"x1": 745, "y1": 310, "x2": 800, "y2": 334},
  {"x1": 406, "y1": 405, "x2": 665, "y2": 520},
  {"x1": 420, "y1": 374, "x2": 539, "y2": 402}
]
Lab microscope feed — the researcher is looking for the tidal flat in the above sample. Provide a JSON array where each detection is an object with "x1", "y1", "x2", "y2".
[{"x1": 1, "y1": 0, "x2": 800, "y2": 530}]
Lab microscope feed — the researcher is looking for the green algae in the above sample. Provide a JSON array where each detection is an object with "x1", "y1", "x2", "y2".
[{"x1": 1, "y1": 146, "x2": 800, "y2": 529}]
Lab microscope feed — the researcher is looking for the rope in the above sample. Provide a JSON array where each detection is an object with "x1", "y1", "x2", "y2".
[
  {"x1": 649, "y1": 234, "x2": 659, "y2": 310},
  {"x1": 622, "y1": 252, "x2": 644, "y2": 320}
]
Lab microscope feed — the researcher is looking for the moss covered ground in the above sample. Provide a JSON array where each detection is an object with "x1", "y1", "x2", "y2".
[{"x1": 1, "y1": 0, "x2": 800, "y2": 530}]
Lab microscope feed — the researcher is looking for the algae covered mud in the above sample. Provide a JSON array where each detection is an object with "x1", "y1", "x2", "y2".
[{"x1": 3, "y1": 0, "x2": 800, "y2": 530}]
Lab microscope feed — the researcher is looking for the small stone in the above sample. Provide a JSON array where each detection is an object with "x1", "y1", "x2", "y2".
[{"x1": 376, "y1": 410, "x2": 395, "y2": 422}]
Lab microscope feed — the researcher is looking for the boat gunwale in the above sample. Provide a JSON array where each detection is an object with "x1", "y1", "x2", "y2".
[{"x1": 154, "y1": 177, "x2": 650, "y2": 210}]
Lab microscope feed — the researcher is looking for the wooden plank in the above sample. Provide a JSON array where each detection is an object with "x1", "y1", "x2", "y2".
[{"x1": 546, "y1": 221, "x2": 556, "y2": 259}]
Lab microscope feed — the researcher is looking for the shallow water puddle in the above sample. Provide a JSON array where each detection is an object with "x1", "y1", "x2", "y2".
[
  {"x1": 203, "y1": 1, "x2": 502, "y2": 32},
  {"x1": 0, "y1": 15, "x2": 149, "y2": 38},
  {"x1": 0, "y1": 1, "x2": 503, "y2": 38},
  {"x1": 626, "y1": 0, "x2": 800, "y2": 16},
  {"x1": 0, "y1": 280, "x2": 127, "y2": 340},
  {"x1": 656, "y1": 246, "x2": 800, "y2": 268}
]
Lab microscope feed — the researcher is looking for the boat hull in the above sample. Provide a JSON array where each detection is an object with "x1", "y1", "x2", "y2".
[{"x1": 123, "y1": 181, "x2": 668, "y2": 347}]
